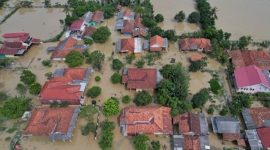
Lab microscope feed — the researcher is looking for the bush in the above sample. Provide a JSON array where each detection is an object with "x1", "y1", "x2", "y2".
[
  {"x1": 135, "y1": 59, "x2": 145, "y2": 68},
  {"x1": 189, "y1": 60, "x2": 207, "y2": 72},
  {"x1": 6, "y1": 127, "x2": 17, "y2": 133},
  {"x1": 207, "y1": 107, "x2": 214, "y2": 115},
  {"x1": 110, "y1": 72, "x2": 122, "y2": 84},
  {"x1": 86, "y1": 50, "x2": 105, "y2": 71},
  {"x1": 29, "y1": 83, "x2": 41, "y2": 95},
  {"x1": 220, "y1": 107, "x2": 229, "y2": 116},
  {"x1": 1, "y1": 97, "x2": 31, "y2": 119},
  {"x1": 191, "y1": 88, "x2": 209, "y2": 108},
  {"x1": 112, "y1": 59, "x2": 124, "y2": 71},
  {"x1": 16, "y1": 83, "x2": 27, "y2": 95},
  {"x1": 133, "y1": 134, "x2": 149, "y2": 150},
  {"x1": 155, "y1": 14, "x2": 164, "y2": 23},
  {"x1": 65, "y1": 50, "x2": 84, "y2": 67},
  {"x1": 125, "y1": 54, "x2": 135, "y2": 64},
  {"x1": 87, "y1": 86, "x2": 102, "y2": 98},
  {"x1": 209, "y1": 77, "x2": 221, "y2": 94},
  {"x1": 20, "y1": 70, "x2": 36, "y2": 86},
  {"x1": 79, "y1": 105, "x2": 98, "y2": 121},
  {"x1": 163, "y1": 30, "x2": 178, "y2": 42},
  {"x1": 84, "y1": 38, "x2": 93, "y2": 45},
  {"x1": 122, "y1": 95, "x2": 131, "y2": 104},
  {"x1": 99, "y1": 121, "x2": 115, "y2": 150},
  {"x1": 174, "y1": 11, "x2": 185, "y2": 22},
  {"x1": 134, "y1": 91, "x2": 152, "y2": 106},
  {"x1": 0, "y1": 92, "x2": 8, "y2": 101},
  {"x1": 102, "y1": 98, "x2": 120, "y2": 117},
  {"x1": 95, "y1": 76, "x2": 101, "y2": 82},
  {"x1": 0, "y1": 58, "x2": 12, "y2": 69},
  {"x1": 42, "y1": 59, "x2": 52, "y2": 67},
  {"x1": 142, "y1": 16, "x2": 157, "y2": 28},
  {"x1": 151, "y1": 141, "x2": 161, "y2": 150},
  {"x1": 81, "y1": 122, "x2": 96, "y2": 136},
  {"x1": 188, "y1": 11, "x2": 200, "y2": 23},
  {"x1": 92, "y1": 26, "x2": 111, "y2": 43}
]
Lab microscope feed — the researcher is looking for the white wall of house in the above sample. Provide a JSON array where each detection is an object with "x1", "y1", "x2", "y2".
[
  {"x1": 236, "y1": 84, "x2": 270, "y2": 93},
  {"x1": 52, "y1": 58, "x2": 65, "y2": 61}
]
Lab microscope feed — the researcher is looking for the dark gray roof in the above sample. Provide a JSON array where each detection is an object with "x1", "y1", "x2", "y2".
[
  {"x1": 245, "y1": 130, "x2": 263, "y2": 150},
  {"x1": 211, "y1": 116, "x2": 240, "y2": 134},
  {"x1": 200, "y1": 135, "x2": 210, "y2": 150},
  {"x1": 173, "y1": 135, "x2": 184, "y2": 150},
  {"x1": 53, "y1": 68, "x2": 65, "y2": 77},
  {"x1": 242, "y1": 108, "x2": 257, "y2": 130},
  {"x1": 199, "y1": 113, "x2": 209, "y2": 135}
]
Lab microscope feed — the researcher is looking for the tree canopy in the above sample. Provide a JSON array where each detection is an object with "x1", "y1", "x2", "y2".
[
  {"x1": 134, "y1": 91, "x2": 152, "y2": 106},
  {"x1": 230, "y1": 93, "x2": 253, "y2": 116},
  {"x1": 29, "y1": 83, "x2": 42, "y2": 95},
  {"x1": 112, "y1": 59, "x2": 124, "y2": 71},
  {"x1": 99, "y1": 121, "x2": 115, "y2": 150},
  {"x1": 86, "y1": 50, "x2": 105, "y2": 71},
  {"x1": 174, "y1": 11, "x2": 185, "y2": 22},
  {"x1": 188, "y1": 11, "x2": 200, "y2": 23},
  {"x1": 102, "y1": 98, "x2": 120, "y2": 117},
  {"x1": 87, "y1": 86, "x2": 102, "y2": 98},
  {"x1": 191, "y1": 88, "x2": 210, "y2": 108},
  {"x1": 110, "y1": 72, "x2": 122, "y2": 84},
  {"x1": 65, "y1": 50, "x2": 84, "y2": 67},
  {"x1": 189, "y1": 60, "x2": 207, "y2": 72},
  {"x1": 1, "y1": 97, "x2": 31, "y2": 119},
  {"x1": 132, "y1": 134, "x2": 149, "y2": 150},
  {"x1": 20, "y1": 70, "x2": 36, "y2": 86},
  {"x1": 92, "y1": 26, "x2": 111, "y2": 43},
  {"x1": 154, "y1": 14, "x2": 164, "y2": 23}
]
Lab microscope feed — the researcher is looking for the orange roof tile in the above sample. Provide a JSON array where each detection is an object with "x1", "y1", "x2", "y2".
[
  {"x1": 190, "y1": 53, "x2": 204, "y2": 62},
  {"x1": 150, "y1": 35, "x2": 164, "y2": 52},
  {"x1": 179, "y1": 38, "x2": 211, "y2": 52},
  {"x1": 248, "y1": 107, "x2": 270, "y2": 128},
  {"x1": 120, "y1": 38, "x2": 135, "y2": 52}
]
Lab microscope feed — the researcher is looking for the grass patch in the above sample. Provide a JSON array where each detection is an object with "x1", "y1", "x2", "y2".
[{"x1": 6, "y1": 127, "x2": 17, "y2": 134}]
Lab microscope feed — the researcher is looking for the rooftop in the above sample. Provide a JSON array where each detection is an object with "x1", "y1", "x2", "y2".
[
  {"x1": 256, "y1": 127, "x2": 270, "y2": 149},
  {"x1": 70, "y1": 19, "x2": 84, "y2": 31},
  {"x1": 211, "y1": 116, "x2": 240, "y2": 134},
  {"x1": 179, "y1": 38, "x2": 211, "y2": 52},
  {"x1": 242, "y1": 107, "x2": 270, "y2": 129}
]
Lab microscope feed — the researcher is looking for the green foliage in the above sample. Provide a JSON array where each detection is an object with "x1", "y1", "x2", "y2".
[
  {"x1": 102, "y1": 98, "x2": 120, "y2": 117},
  {"x1": 163, "y1": 30, "x2": 178, "y2": 42},
  {"x1": 238, "y1": 36, "x2": 252, "y2": 49},
  {"x1": 42, "y1": 59, "x2": 52, "y2": 67},
  {"x1": 219, "y1": 107, "x2": 229, "y2": 116},
  {"x1": 142, "y1": 16, "x2": 157, "y2": 28},
  {"x1": 20, "y1": 1, "x2": 33, "y2": 7},
  {"x1": 87, "y1": 86, "x2": 101, "y2": 98},
  {"x1": 20, "y1": 70, "x2": 36, "y2": 86},
  {"x1": 6, "y1": 127, "x2": 17, "y2": 133},
  {"x1": 101, "y1": 120, "x2": 115, "y2": 131},
  {"x1": 189, "y1": 60, "x2": 207, "y2": 72},
  {"x1": 65, "y1": 50, "x2": 84, "y2": 67},
  {"x1": 102, "y1": 4, "x2": 116, "y2": 19},
  {"x1": 149, "y1": 26, "x2": 164, "y2": 36},
  {"x1": 188, "y1": 11, "x2": 200, "y2": 23},
  {"x1": 207, "y1": 106, "x2": 214, "y2": 115},
  {"x1": 255, "y1": 92, "x2": 270, "y2": 107},
  {"x1": 230, "y1": 93, "x2": 253, "y2": 116},
  {"x1": 135, "y1": 59, "x2": 145, "y2": 68},
  {"x1": 81, "y1": 122, "x2": 96, "y2": 136},
  {"x1": 95, "y1": 76, "x2": 101, "y2": 82},
  {"x1": 92, "y1": 26, "x2": 111, "y2": 43},
  {"x1": 86, "y1": 50, "x2": 105, "y2": 71},
  {"x1": 84, "y1": 38, "x2": 93, "y2": 45},
  {"x1": 0, "y1": 92, "x2": 8, "y2": 101},
  {"x1": 1, "y1": 97, "x2": 31, "y2": 119},
  {"x1": 133, "y1": 134, "x2": 149, "y2": 150},
  {"x1": 29, "y1": 83, "x2": 41, "y2": 95},
  {"x1": 49, "y1": 101, "x2": 69, "y2": 108},
  {"x1": 191, "y1": 88, "x2": 209, "y2": 108},
  {"x1": 110, "y1": 72, "x2": 122, "y2": 84},
  {"x1": 112, "y1": 59, "x2": 124, "y2": 71},
  {"x1": 125, "y1": 54, "x2": 135, "y2": 64},
  {"x1": 79, "y1": 105, "x2": 98, "y2": 120},
  {"x1": 0, "y1": 58, "x2": 12, "y2": 69},
  {"x1": 196, "y1": 0, "x2": 217, "y2": 29},
  {"x1": 98, "y1": 121, "x2": 115, "y2": 150},
  {"x1": 211, "y1": 39, "x2": 229, "y2": 64},
  {"x1": 122, "y1": 95, "x2": 131, "y2": 104},
  {"x1": 134, "y1": 91, "x2": 152, "y2": 106},
  {"x1": 44, "y1": 0, "x2": 51, "y2": 7},
  {"x1": 151, "y1": 141, "x2": 160, "y2": 150},
  {"x1": 154, "y1": 14, "x2": 164, "y2": 23},
  {"x1": 45, "y1": 72, "x2": 53, "y2": 80},
  {"x1": 174, "y1": 11, "x2": 185, "y2": 22},
  {"x1": 209, "y1": 76, "x2": 221, "y2": 94},
  {"x1": 143, "y1": 52, "x2": 161, "y2": 66}
]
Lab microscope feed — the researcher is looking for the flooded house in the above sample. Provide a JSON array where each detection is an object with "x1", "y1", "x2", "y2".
[
  {"x1": 83, "y1": 10, "x2": 104, "y2": 26},
  {"x1": 228, "y1": 50, "x2": 270, "y2": 70},
  {"x1": 39, "y1": 67, "x2": 92, "y2": 105},
  {"x1": 0, "y1": 32, "x2": 40, "y2": 57},
  {"x1": 65, "y1": 19, "x2": 86, "y2": 40},
  {"x1": 179, "y1": 38, "x2": 211, "y2": 52},
  {"x1": 234, "y1": 65, "x2": 270, "y2": 93},
  {"x1": 115, "y1": 38, "x2": 144, "y2": 54},
  {"x1": 147, "y1": 35, "x2": 168, "y2": 52},
  {"x1": 245, "y1": 130, "x2": 263, "y2": 150},
  {"x1": 172, "y1": 113, "x2": 210, "y2": 150},
  {"x1": 48, "y1": 37, "x2": 88, "y2": 61},
  {"x1": 117, "y1": 9, "x2": 135, "y2": 21},
  {"x1": 121, "y1": 68, "x2": 163, "y2": 91},
  {"x1": 24, "y1": 106, "x2": 80, "y2": 142},
  {"x1": 119, "y1": 106, "x2": 173, "y2": 136},
  {"x1": 115, "y1": 9, "x2": 136, "y2": 32}
]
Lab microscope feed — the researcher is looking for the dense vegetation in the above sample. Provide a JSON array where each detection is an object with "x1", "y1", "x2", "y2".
[
  {"x1": 112, "y1": 59, "x2": 124, "y2": 71},
  {"x1": 87, "y1": 86, "x2": 102, "y2": 98},
  {"x1": 189, "y1": 60, "x2": 207, "y2": 72},
  {"x1": 188, "y1": 11, "x2": 200, "y2": 23},
  {"x1": 134, "y1": 91, "x2": 152, "y2": 106},
  {"x1": 1, "y1": 97, "x2": 31, "y2": 119},
  {"x1": 110, "y1": 72, "x2": 122, "y2": 84},
  {"x1": 191, "y1": 88, "x2": 210, "y2": 108},
  {"x1": 65, "y1": 50, "x2": 84, "y2": 67},
  {"x1": 92, "y1": 26, "x2": 111, "y2": 43},
  {"x1": 174, "y1": 11, "x2": 185, "y2": 22},
  {"x1": 99, "y1": 121, "x2": 115, "y2": 150},
  {"x1": 86, "y1": 50, "x2": 105, "y2": 71},
  {"x1": 102, "y1": 98, "x2": 120, "y2": 117},
  {"x1": 132, "y1": 134, "x2": 149, "y2": 150}
]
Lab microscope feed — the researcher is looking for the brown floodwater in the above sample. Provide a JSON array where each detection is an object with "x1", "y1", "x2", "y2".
[{"x1": 0, "y1": 8, "x2": 65, "y2": 40}]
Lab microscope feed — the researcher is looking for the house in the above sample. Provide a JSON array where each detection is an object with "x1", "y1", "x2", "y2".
[
  {"x1": 39, "y1": 67, "x2": 92, "y2": 105},
  {"x1": 245, "y1": 130, "x2": 263, "y2": 150},
  {"x1": 0, "y1": 32, "x2": 40, "y2": 57},
  {"x1": 115, "y1": 9, "x2": 135, "y2": 31},
  {"x1": 66, "y1": 19, "x2": 86, "y2": 39},
  {"x1": 119, "y1": 106, "x2": 173, "y2": 136},
  {"x1": 256, "y1": 127, "x2": 270, "y2": 149},
  {"x1": 83, "y1": 26, "x2": 96, "y2": 38},
  {"x1": 234, "y1": 65, "x2": 270, "y2": 93},
  {"x1": 211, "y1": 116, "x2": 241, "y2": 142},
  {"x1": 133, "y1": 15, "x2": 147, "y2": 37},
  {"x1": 190, "y1": 53, "x2": 204, "y2": 62},
  {"x1": 228, "y1": 50, "x2": 270, "y2": 70},
  {"x1": 121, "y1": 20, "x2": 134, "y2": 35},
  {"x1": 115, "y1": 38, "x2": 143, "y2": 54},
  {"x1": 24, "y1": 106, "x2": 80, "y2": 141},
  {"x1": 173, "y1": 113, "x2": 210, "y2": 150},
  {"x1": 149, "y1": 35, "x2": 168, "y2": 52},
  {"x1": 179, "y1": 38, "x2": 211, "y2": 52},
  {"x1": 242, "y1": 107, "x2": 270, "y2": 129},
  {"x1": 122, "y1": 68, "x2": 163, "y2": 91},
  {"x1": 116, "y1": 9, "x2": 135, "y2": 21},
  {"x1": 83, "y1": 11, "x2": 104, "y2": 26},
  {"x1": 48, "y1": 37, "x2": 88, "y2": 61}
]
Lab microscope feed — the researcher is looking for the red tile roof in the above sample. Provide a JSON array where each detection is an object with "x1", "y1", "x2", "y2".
[
  {"x1": 190, "y1": 53, "x2": 204, "y2": 62},
  {"x1": 91, "y1": 10, "x2": 103, "y2": 23},
  {"x1": 179, "y1": 38, "x2": 211, "y2": 52},
  {"x1": 120, "y1": 106, "x2": 173, "y2": 135},
  {"x1": 173, "y1": 113, "x2": 201, "y2": 135},
  {"x1": 0, "y1": 48, "x2": 20, "y2": 55},
  {"x1": 83, "y1": 26, "x2": 96, "y2": 37},
  {"x1": 223, "y1": 133, "x2": 241, "y2": 142},
  {"x1": 234, "y1": 65, "x2": 270, "y2": 88},
  {"x1": 70, "y1": 19, "x2": 84, "y2": 31},
  {"x1": 257, "y1": 127, "x2": 270, "y2": 149},
  {"x1": 134, "y1": 15, "x2": 143, "y2": 27},
  {"x1": 39, "y1": 68, "x2": 87, "y2": 104},
  {"x1": 248, "y1": 107, "x2": 270, "y2": 128},
  {"x1": 150, "y1": 35, "x2": 164, "y2": 52},
  {"x1": 24, "y1": 106, "x2": 77, "y2": 136},
  {"x1": 122, "y1": 68, "x2": 157, "y2": 90},
  {"x1": 120, "y1": 38, "x2": 134, "y2": 52},
  {"x1": 228, "y1": 50, "x2": 270, "y2": 70},
  {"x1": 184, "y1": 135, "x2": 200, "y2": 150},
  {"x1": 2, "y1": 32, "x2": 29, "y2": 38},
  {"x1": 121, "y1": 20, "x2": 134, "y2": 34}
]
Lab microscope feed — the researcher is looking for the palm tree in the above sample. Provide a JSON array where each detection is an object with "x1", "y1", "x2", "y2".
[
  {"x1": 211, "y1": 7, "x2": 218, "y2": 19},
  {"x1": 63, "y1": 4, "x2": 70, "y2": 15}
]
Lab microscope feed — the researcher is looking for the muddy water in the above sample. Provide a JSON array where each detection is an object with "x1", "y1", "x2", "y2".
[
  {"x1": 0, "y1": 8, "x2": 65, "y2": 40},
  {"x1": 151, "y1": 0, "x2": 200, "y2": 34}
]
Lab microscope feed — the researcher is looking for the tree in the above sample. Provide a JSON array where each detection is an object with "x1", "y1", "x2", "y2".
[
  {"x1": 20, "y1": 70, "x2": 36, "y2": 86},
  {"x1": 99, "y1": 121, "x2": 115, "y2": 150},
  {"x1": 110, "y1": 72, "x2": 122, "y2": 84},
  {"x1": 154, "y1": 14, "x2": 164, "y2": 23},
  {"x1": 44, "y1": 0, "x2": 51, "y2": 7},
  {"x1": 87, "y1": 86, "x2": 101, "y2": 98},
  {"x1": 209, "y1": 77, "x2": 221, "y2": 94},
  {"x1": 191, "y1": 88, "x2": 209, "y2": 108},
  {"x1": 174, "y1": 11, "x2": 185, "y2": 22},
  {"x1": 151, "y1": 141, "x2": 160, "y2": 150},
  {"x1": 142, "y1": 16, "x2": 157, "y2": 28},
  {"x1": 16, "y1": 83, "x2": 27, "y2": 95},
  {"x1": 187, "y1": 11, "x2": 200, "y2": 23},
  {"x1": 149, "y1": 26, "x2": 164, "y2": 36},
  {"x1": 220, "y1": 107, "x2": 228, "y2": 116},
  {"x1": 102, "y1": 98, "x2": 120, "y2": 117},
  {"x1": 86, "y1": 50, "x2": 105, "y2": 71},
  {"x1": 95, "y1": 76, "x2": 101, "y2": 82},
  {"x1": 230, "y1": 93, "x2": 253, "y2": 116},
  {"x1": 102, "y1": 4, "x2": 116, "y2": 19},
  {"x1": 133, "y1": 134, "x2": 149, "y2": 150},
  {"x1": 92, "y1": 26, "x2": 111, "y2": 43},
  {"x1": 112, "y1": 59, "x2": 124, "y2": 71},
  {"x1": 189, "y1": 60, "x2": 207, "y2": 72},
  {"x1": 135, "y1": 59, "x2": 145, "y2": 68},
  {"x1": 0, "y1": 92, "x2": 8, "y2": 101},
  {"x1": 238, "y1": 36, "x2": 252, "y2": 49},
  {"x1": 163, "y1": 30, "x2": 177, "y2": 42},
  {"x1": 84, "y1": 38, "x2": 93, "y2": 45},
  {"x1": 0, "y1": 58, "x2": 12, "y2": 69},
  {"x1": 122, "y1": 95, "x2": 131, "y2": 104},
  {"x1": 81, "y1": 122, "x2": 96, "y2": 136},
  {"x1": 79, "y1": 105, "x2": 98, "y2": 121},
  {"x1": 125, "y1": 54, "x2": 135, "y2": 64},
  {"x1": 29, "y1": 83, "x2": 41, "y2": 95},
  {"x1": 65, "y1": 50, "x2": 84, "y2": 67},
  {"x1": 42, "y1": 59, "x2": 52, "y2": 67},
  {"x1": 1, "y1": 97, "x2": 31, "y2": 119},
  {"x1": 134, "y1": 91, "x2": 152, "y2": 106}
]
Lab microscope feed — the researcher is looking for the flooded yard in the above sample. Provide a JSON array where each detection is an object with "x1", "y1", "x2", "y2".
[{"x1": 0, "y1": 8, "x2": 65, "y2": 40}]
